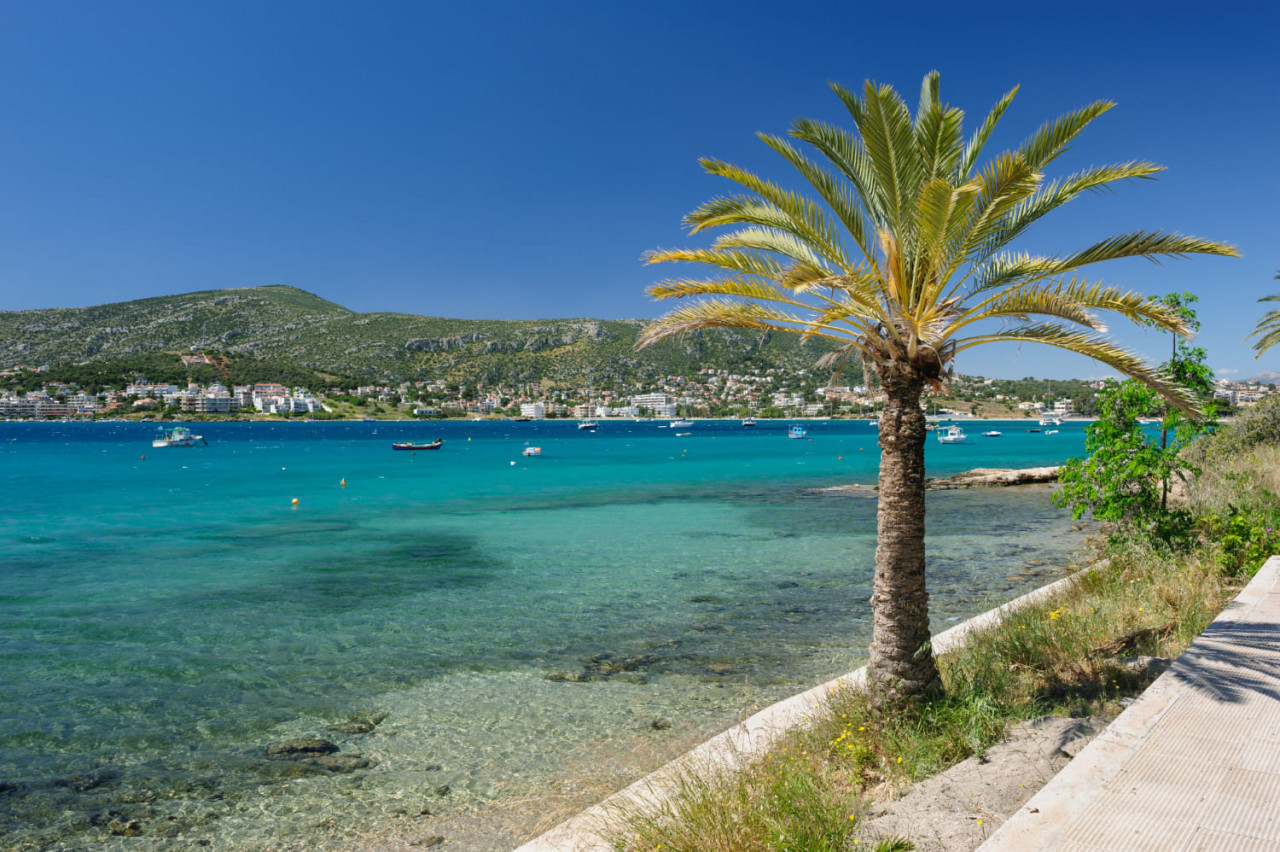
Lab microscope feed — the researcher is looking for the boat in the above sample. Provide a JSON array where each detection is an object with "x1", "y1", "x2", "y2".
[
  {"x1": 521, "y1": 445, "x2": 542, "y2": 457},
  {"x1": 937, "y1": 424, "x2": 967, "y2": 444},
  {"x1": 788, "y1": 425, "x2": 808, "y2": 439},
  {"x1": 151, "y1": 426, "x2": 203, "y2": 448},
  {"x1": 981, "y1": 430, "x2": 1002, "y2": 437},
  {"x1": 1039, "y1": 413, "x2": 1062, "y2": 427},
  {"x1": 741, "y1": 418, "x2": 756, "y2": 427},
  {"x1": 392, "y1": 439, "x2": 442, "y2": 451},
  {"x1": 579, "y1": 380, "x2": 598, "y2": 430},
  {"x1": 675, "y1": 432, "x2": 692, "y2": 437},
  {"x1": 1044, "y1": 429, "x2": 1059, "y2": 435},
  {"x1": 670, "y1": 419, "x2": 694, "y2": 428},
  {"x1": 1028, "y1": 428, "x2": 1042, "y2": 433}
]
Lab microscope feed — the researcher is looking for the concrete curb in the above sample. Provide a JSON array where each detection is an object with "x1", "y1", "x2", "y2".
[
  {"x1": 977, "y1": 553, "x2": 1280, "y2": 851},
  {"x1": 514, "y1": 562, "x2": 1105, "y2": 852}
]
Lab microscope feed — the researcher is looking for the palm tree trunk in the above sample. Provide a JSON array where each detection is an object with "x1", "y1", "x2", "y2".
[{"x1": 869, "y1": 369, "x2": 943, "y2": 707}]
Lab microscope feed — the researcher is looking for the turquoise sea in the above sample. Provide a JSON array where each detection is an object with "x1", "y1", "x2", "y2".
[{"x1": 1, "y1": 419, "x2": 1093, "y2": 850}]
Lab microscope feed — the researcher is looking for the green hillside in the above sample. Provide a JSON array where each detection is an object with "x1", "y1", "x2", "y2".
[{"x1": 0, "y1": 285, "x2": 855, "y2": 389}]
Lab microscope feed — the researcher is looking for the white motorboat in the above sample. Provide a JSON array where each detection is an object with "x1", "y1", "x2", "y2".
[{"x1": 152, "y1": 426, "x2": 203, "y2": 448}]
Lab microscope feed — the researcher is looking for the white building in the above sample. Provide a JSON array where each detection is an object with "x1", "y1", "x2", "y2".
[
  {"x1": 519, "y1": 402, "x2": 546, "y2": 419},
  {"x1": 631, "y1": 393, "x2": 677, "y2": 418}
]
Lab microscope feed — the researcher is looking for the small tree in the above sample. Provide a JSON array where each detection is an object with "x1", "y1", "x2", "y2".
[{"x1": 1055, "y1": 293, "x2": 1217, "y2": 535}]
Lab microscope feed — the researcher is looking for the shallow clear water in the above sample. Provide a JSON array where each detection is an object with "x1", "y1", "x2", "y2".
[{"x1": 0, "y1": 419, "x2": 1091, "y2": 849}]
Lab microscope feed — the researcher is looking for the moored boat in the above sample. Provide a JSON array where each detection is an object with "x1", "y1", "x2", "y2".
[
  {"x1": 741, "y1": 418, "x2": 756, "y2": 427},
  {"x1": 152, "y1": 426, "x2": 203, "y2": 448},
  {"x1": 392, "y1": 439, "x2": 443, "y2": 451},
  {"x1": 522, "y1": 445, "x2": 542, "y2": 457},
  {"x1": 981, "y1": 430, "x2": 1002, "y2": 437},
  {"x1": 788, "y1": 425, "x2": 808, "y2": 439},
  {"x1": 937, "y1": 424, "x2": 967, "y2": 444},
  {"x1": 670, "y1": 419, "x2": 694, "y2": 428}
]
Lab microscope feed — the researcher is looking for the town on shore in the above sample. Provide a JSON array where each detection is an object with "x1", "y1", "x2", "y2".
[{"x1": 2, "y1": 362, "x2": 1274, "y2": 422}]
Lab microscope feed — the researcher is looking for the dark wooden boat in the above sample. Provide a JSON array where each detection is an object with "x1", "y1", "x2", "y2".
[{"x1": 392, "y1": 439, "x2": 443, "y2": 451}]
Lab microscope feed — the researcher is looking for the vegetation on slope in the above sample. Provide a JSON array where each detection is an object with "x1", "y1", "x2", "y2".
[{"x1": 0, "y1": 285, "x2": 852, "y2": 388}]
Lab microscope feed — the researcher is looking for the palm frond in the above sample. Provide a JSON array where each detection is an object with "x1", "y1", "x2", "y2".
[
  {"x1": 687, "y1": 174, "x2": 850, "y2": 269},
  {"x1": 1018, "y1": 101, "x2": 1114, "y2": 169},
  {"x1": 758, "y1": 132, "x2": 876, "y2": 265},
  {"x1": 954, "y1": 322, "x2": 1200, "y2": 415},
  {"x1": 645, "y1": 276, "x2": 813, "y2": 308},
  {"x1": 973, "y1": 161, "x2": 1166, "y2": 260},
  {"x1": 970, "y1": 252, "x2": 1063, "y2": 293},
  {"x1": 959, "y1": 84, "x2": 1018, "y2": 180},
  {"x1": 708, "y1": 226, "x2": 835, "y2": 272},
  {"x1": 833, "y1": 80, "x2": 924, "y2": 240},
  {"x1": 642, "y1": 247, "x2": 786, "y2": 281},
  {"x1": 637, "y1": 300, "x2": 842, "y2": 349},
  {"x1": 1057, "y1": 231, "x2": 1241, "y2": 270},
  {"x1": 915, "y1": 101, "x2": 965, "y2": 182},
  {"x1": 916, "y1": 177, "x2": 979, "y2": 282},
  {"x1": 1247, "y1": 281, "x2": 1280, "y2": 356},
  {"x1": 790, "y1": 117, "x2": 886, "y2": 225}
]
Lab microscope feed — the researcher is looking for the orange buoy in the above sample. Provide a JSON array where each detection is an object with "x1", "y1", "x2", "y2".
[
  {"x1": 340, "y1": 479, "x2": 347, "y2": 487},
  {"x1": 140, "y1": 455, "x2": 145, "y2": 460},
  {"x1": 291, "y1": 498, "x2": 299, "y2": 505}
]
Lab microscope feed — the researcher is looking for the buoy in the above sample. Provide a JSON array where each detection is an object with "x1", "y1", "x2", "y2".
[
  {"x1": 340, "y1": 479, "x2": 347, "y2": 487},
  {"x1": 281, "y1": 467, "x2": 286, "y2": 471},
  {"x1": 510, "y1": 460, "x2": 516, "y2": 466},
  {"x1": 291, "y1": 498, "x2": 299, "y2": 505},
  {"x1": 838, "y1": 456, "x2": 842, "y2": 460},
  {"x1": 140, "y1": 455, "x2": 145, "y2": 460}
]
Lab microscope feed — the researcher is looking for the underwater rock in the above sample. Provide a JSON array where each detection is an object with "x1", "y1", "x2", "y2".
[
  {"x1": 329, "y1": 713, "x2": 386, "y2": 734},
  {"x1": 312, "y1": 754, "x2": 374, "y2": 773},
  {"x1": 0, "y1": 781, "x2": 17, "y2": 795},
  {"x1": 414, "y1": 837, "x2": 446, "y2": 848},
  {"x1": 109, "y1": 818, "x2": 144, "y2": 837},
  {"x1": 55, "y1": 770, "x2": 114, "y2": 792},
  {"x1": 649, "y1": 718, "x2": 673, "y2": 731},
  {"x1": 265, "y1": 738, "x2": 339, "y2": 759}
]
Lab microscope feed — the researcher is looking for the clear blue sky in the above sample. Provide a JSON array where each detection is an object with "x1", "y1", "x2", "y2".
[{"x1": 0, "y1": 0, "x2": 1275, "y2": 380}]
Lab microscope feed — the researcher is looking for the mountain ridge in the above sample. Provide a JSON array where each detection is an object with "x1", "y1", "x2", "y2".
[{"x1": 1, "y1": 285, "x2": 851, "y2": 388}]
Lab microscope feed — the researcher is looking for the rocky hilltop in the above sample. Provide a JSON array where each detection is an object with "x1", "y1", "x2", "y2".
[{"x1": 0, "y1": 285, "x2": 850, "y2": 387}]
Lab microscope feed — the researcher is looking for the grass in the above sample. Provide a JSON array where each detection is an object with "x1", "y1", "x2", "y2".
[{"x1": 609, "y1": 440, "x2": 1280, "y2": 852}]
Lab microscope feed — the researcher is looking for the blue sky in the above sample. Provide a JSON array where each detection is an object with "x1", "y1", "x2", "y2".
[{"x1": 0, "y1": 0, "x2": 1275, "y2": 380}]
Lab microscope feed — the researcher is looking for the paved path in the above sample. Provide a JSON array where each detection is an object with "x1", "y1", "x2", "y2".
[{"x1": 979, "y1": 554, "x2": 1280, "y2": 852}]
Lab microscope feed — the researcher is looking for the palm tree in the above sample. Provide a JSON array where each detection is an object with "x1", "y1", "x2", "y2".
[
  {"x1": 1246, "y1": 272, "x2": 1280, "y2": 356},
  {"x1": 638, "y1": 72, "x2": 1238, "y2": 709}
]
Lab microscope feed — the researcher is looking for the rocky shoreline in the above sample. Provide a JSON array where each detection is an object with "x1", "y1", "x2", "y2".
[{"x1": 813, "y1": 466, "x2": 1060, "y2": 498}]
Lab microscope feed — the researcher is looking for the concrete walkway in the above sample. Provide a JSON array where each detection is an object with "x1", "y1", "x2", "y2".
[{"x1": 980, "y1": 554, "x2": 1280, "y2": 852}]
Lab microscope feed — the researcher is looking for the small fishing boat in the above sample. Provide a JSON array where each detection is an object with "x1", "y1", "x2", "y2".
[
  {"x1": 981, "y1": 430, "x2": 1002, "y2": 437},
  {"x1": 937, "y1": 424, "x2": 967, "y2": 444},
  {"x1": 788, "y1": 425, "x2": 808, "y2": 439},
  {"x1": 152, "y1": 426, "x2": 204, "y2": 448},
  {"x1": 392, "y1": 439, "x2": 443, "y2": 451},
  {"x1": 522, "y1": 445, "x2": 542, "y2": 457}
]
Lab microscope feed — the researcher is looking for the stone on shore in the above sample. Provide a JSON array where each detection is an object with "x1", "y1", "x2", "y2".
[{"x1": 926, "y1": 466, "x2": 1060, "y2": 490}]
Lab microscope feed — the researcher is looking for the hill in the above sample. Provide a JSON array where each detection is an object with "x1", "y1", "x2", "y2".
[{"x1": 0, "y1": 285, "x2": 853, "y2": 389}]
